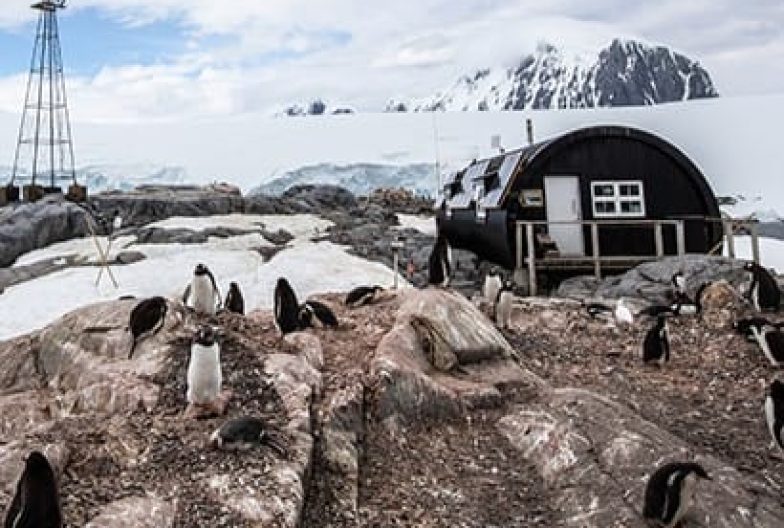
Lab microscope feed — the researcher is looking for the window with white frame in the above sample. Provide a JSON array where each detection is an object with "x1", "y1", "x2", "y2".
[{"x1": 590, "y1": 181, "x2": 645, "y2": 218}]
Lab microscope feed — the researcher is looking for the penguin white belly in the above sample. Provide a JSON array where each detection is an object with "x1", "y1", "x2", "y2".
[
  {"x1": 765, "y1": 396, "x2": 779, "y2": 448},
  {"x1": 496, "y1": 291, "x2": 514, "y2": 328},
  {"x1": 192, "y1": 275, "x2": 216, "y2": 315},
  {"x1": 483, "y1": 278, "x2": 501, "y2": 304},
  {"x1": 752, "y1": 328, "x2": 780, "y2": 367},
  {"x1": 187, "y1": 344, "x2": 222, "y2": 404},
  {"x1": 667, "y1": 473, "x2": 697, "y2": 528}
]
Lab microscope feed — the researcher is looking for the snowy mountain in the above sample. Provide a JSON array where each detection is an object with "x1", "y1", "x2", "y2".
[
  {"x1": 387, "y1": 39, "x2": 718, "y2": 112},
  {"x1": 0, "y1": 164, "x2": 189, "y2": 193},
  {"x1": 250, "y1": 163, "x2": 437, "y2": 197}
]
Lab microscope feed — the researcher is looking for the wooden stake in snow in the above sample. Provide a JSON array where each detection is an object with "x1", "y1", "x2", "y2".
[{"x1": 87, "y1": 214, "x2": 119, "y2": 288}]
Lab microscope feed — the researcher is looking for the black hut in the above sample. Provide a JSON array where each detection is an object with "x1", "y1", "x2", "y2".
[{"x1": 436, "y1": 125, "x2": 722, "y2": 269}]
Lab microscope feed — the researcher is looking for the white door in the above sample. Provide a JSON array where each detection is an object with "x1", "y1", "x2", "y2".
[{"x1": 544, "y1": 176, "x2": 584, "y2": 256}]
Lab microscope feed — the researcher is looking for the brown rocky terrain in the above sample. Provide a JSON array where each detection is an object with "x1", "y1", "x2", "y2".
[{"x1": 0, "y1": 286, "x2": 783, "y2": 527}]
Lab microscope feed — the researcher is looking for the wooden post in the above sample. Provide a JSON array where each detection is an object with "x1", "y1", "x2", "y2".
[
  {"x1": 654, "y1": 222, "x2": 664, "y2": 257},
  {"x1": 516, "y1": 222, "x2": 523, "y2": 274},
  {"x1": 675, "y1": 221, "x2": 686, "y2": 256},
  {"x1": 591, "y1": 222, "x2": 601, "y2": 279},
  {"x1": 526, "y1": 222, "x2": 537, "y2": 296},
  {"x1": 723, "y1": 220, "x2": 735, "y2": 258},
  {"x1": 750, "y1": 221, "x2": 760, "y2": 264}
]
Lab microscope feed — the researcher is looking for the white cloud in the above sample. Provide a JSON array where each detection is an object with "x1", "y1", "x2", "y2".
[{"x1": 0, "y1": 0, "x2": 781, "y2": 121}]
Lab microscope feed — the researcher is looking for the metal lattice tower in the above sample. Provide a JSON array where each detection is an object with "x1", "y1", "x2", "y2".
[{"x1": 9, "y1": 1, "x2": 79, "y2": 200}]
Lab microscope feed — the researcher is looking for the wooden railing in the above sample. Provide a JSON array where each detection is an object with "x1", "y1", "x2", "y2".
[{"x1": 514, "y1": 217, "x2": 760, "y2": 295}]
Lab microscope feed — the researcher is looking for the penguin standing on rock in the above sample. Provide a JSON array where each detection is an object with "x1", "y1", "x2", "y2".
[
  {"x1": 642, "y1": 315, "x2": 670, "y2": 366},
  {"x1": 345, "y1": 285, "x2": 383, "y2": 308},
  {"x1": 224, "y1": 282, "x2": 245, "y2": 315},
  {"x1": 274, "y1": 278, "x2": 301, "y2": 336},
  {"x1": 427, "y1": 234, "x2": 451, "y2": 287},
  {"x1": 643, "y1": 461, "x2": 711, "y2": 528},
  {"x1": 186, "y1": 326, "x2": 222, "y2": 407},
  {"x1": 765, "y1": 379, "x2": 784, "y2": 454},
  {"x1": 298, "y1": 300, "x2": 339, "y2": 329},
  {"x1": 4, "y1": 451, "x2": 62, "y2": 528},
  {"x1": 495, "y1": 280, "x2": 515, "y2": 330},
  {"x1": 750, "y1": 323, "x2": 784, "y2": 367},
  {"x1": 744, "y1": 261, "x2": 781, "y2": 312},
  {"x1": 209, "y1": 416, "x2": 288, "y2": 457},
  {"x1": 183, "y1": 264, "x2": 221, "y2": 315},
  {"x1": 127, "y1": 296, "x2": 168, "y2": 359},
  {"x1": 483, "y1": 268, "x2": 503, "y2": 305}
]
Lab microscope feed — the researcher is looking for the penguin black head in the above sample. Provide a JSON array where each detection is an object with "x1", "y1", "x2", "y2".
[
  {"x1": 770, "y1": 379, "x2": 784, "y2": 399},
  {"x1": 502, "y1": 280, "x2": 514, "y2": 291},
  {"x1": 489, "y1": 267, "x2": 499, "y2": 276},
  {"x1": 229, "y1": 282, "x2": 239, "y2": 291},
  {"x1": 195, "y1": 263, "x2": 209, "y2": 275},
  {"x1": 744, "y1": 261, "x2": 755, "y2": 272},
  {"x1": 24, "y1": 451, "x2": 52, "y2": 472},
  {"x1": 194, "y1": 325, "x2": 217, "y2": 347}
]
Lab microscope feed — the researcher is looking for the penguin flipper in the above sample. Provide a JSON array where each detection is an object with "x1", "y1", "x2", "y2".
[
  {"x1": 128, "y1": 338, "x2": 138, "y2": 360},
  {"x1": 182, "y1": 284, "x2": 192, "y2": 305}
]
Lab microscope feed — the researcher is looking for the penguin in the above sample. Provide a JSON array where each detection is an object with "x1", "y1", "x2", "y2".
[
  {"x1": 345, "y1": 285, "x2": 383, "y2": 308},
  {"x1": 671, "y1": 271, "x2": 686, "y2": 296},
  {"x1": 495, "y1": 280, "x2": 515, "y2": 330},
  {"x1": 182, "y1": 263, "x2": 221, "y2": 315},
  {"x1": 483, "y1": 267, "x2": 503, "y2": 305},
  {"x1": 127, "y1": 296, "x2": 168, "y2": 359},
  {"x1": 614, "y1": 298, "x2": 634, "y2": 325},
  {"x1": 585, "y1": 302, "x2": 613, "y2": 319},
  {"x1": 209, "y1": 416, "x2": 287, "y2": 457},
  {"x1": 638, "y1": 304, "x2": 678, "y2": 318},
  {"x1": 224, "y1": 282, "x2": 245, "y2": 315},
  {"x1": 734, "y1": 317, "x2": 780, "y2": 342},
  {"x1": 765, "y1": 379, "x2": 784, "y2": 453},
  {"x1": 427, "y1": 234, "x2": 451, "y2": 287},
  {"x1": 298, "y1": 300, "x2": 339, "y2": 329},
  {"x1": 744, "y1": 261, "x2": 781, "y2": 312},
  {"x1": 186, "y1": 325, "x2": 222, "y2": 407},
  {"x1": 670, "y1": 282, "x2": 709, "y2": 316},
  {"x1": 642, "y1": 315, "x2": 670, "y2": 366},
  {"x1": 749, "y1": 323, "x2": 784, "y2": 367},
  {"x1": 274, "y1": 278, "x2": 301, "y2": 335},
  {"x1": 643, "y1": 461, "x2": 711, "y2": 528},
  {"x1": 4, "y1": 451, "x2": 62, "y2": 528}
]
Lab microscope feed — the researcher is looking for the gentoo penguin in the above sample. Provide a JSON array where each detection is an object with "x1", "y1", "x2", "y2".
[
  {"x1": 734, "y1": 317, "x2": 781, "y2": 342},
  {"x1": 614, "y1": 298, "x2": 634, "y2": 325},
  {"x1": 298, "y1": 300, "x2": 339, "y2": 329},
  {"x1": 750, "y1": 323, "x2": 784, "y2": 367},
  {"x1": 186, "y1": 326, "x2": 222, "y2": 407},
  {"x1": 209, "y1": 416, "x2": 287, "y2": 457},
  {"x1": 744, "y1": 261, "x2": 781, "y2": 312},
  {"x1": 495, "y1": 280, "x2": 515, "y2": 330},
  {"x1": 427, "y1": 234, "x2": 451, "y2": 287},
  {"x1": 274, "y1": 277, "x2": 301, "y2": 335},
  {"x1": 765, "y1": 379, "x2": 784, "y2": 453},
  {"x1": 643, "y1": 461, "x2": 711, "y2": 528},
  {"x1": 224, "y1": 282, "x2": 245, "y2": 315},
  {"x1": 483, "y1": 267, "x2": 503, "y2": 305},
  {"x1": 585, "y1": 302, "x2": 613, "y2": 319},
  {"x1": 4, "y1": 451, "x2": 62, "y2": 528},
  {"x1": 127, "y1": 296, "x2": 168, "y2": 359},
  {"x1": 642, "y1": 315, "x2": 670, "y2": 366},
  {"x1": 182, "y1": 263, "x2": 220, "y2": 315},
  {"x1": 670, "y1": 282, "x2": 710, "y2": 316},
  {"x1": 345, "y1": 285, "x2": 383, "y2": 308}
]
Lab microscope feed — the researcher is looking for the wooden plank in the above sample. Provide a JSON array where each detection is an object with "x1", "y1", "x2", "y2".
[
  {"x1": 526, "y1": 222, "x2": 537, "y2": 296},
  {"x1": 750, "y1": 222, "x2": 760, "y2": 264},
  {"x1": 675, "y1": 221, "x2": 686, "y2": 256},
  {"x1": 654, "y1": 222, "x2": 663, "y2": 257},
  {"x1": 516, "y1": 222, "x2": 523, "y2": 273},
  {"x1": 723, "y1": 220, "x2": 735, "y2": 258},
  {"x1": 591, "y1": 222, "x2": 600, "y2": 279}
]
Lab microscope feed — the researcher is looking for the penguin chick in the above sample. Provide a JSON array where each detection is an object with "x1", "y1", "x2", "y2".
[
  {"x1": 643, "y1": 461, "x2": 711, "y2": 528},
  {"x1": 224, "y1": 282, "x2": 244, "y2": 315},
  {"x1": 765, "y1": 379, "x2": 784, "y2": 454},
  {"x1": 345, "y1": 285, "x2": 383, "y2": 308},
  {"x1": 274, "y1": 277, "x2": 301, "y2": 335},
  {"x1": 298, "y1": 300, "x2": 339, "y2": 329},
  {"x1": 209, "y1": 416, "x2": 288, "y2": 457},
  {"x1": 127, "y1": 296, "x2": 167, "y2": 359},
  {"x1": 642, "y1": 315, "x2": 670, "y2": 366},
  {"x1": 186, "y1": 325, "x2": 222, "y2": 406},
  {"x1": 4, "y1": 451, "x2": 62, "y2": 528},
  {"x1": 495, "y1": 281, "x2": 515, "y2": 330}
]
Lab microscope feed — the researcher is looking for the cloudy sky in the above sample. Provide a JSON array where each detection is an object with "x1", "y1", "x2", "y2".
[{"x1": 0, "y1": 0, "x2": 781, "y2": 122}]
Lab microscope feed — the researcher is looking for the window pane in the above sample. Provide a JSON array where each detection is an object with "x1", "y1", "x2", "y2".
[
  {"x1": 596, "y1": 202, "x2": 616, "y2": 214},
  {"x1": 619, "y1": 184, "x2": 640, "y2": 197},
  {"x1": 594, "y1": 184, "x2": 614, "y2": 197},
  {"x1": 620, "y1": 201, "x2": 642, "y2": 213}
]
